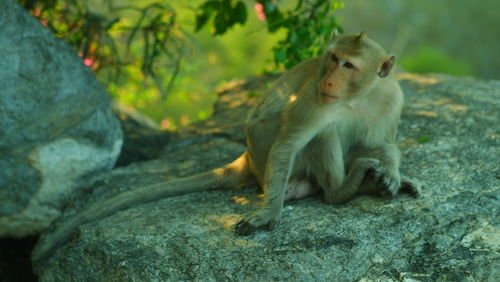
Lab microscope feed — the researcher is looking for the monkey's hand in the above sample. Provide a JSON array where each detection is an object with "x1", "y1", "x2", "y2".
[{"x1": 235, "y1": 208, "x2": 280, "y2": 236}]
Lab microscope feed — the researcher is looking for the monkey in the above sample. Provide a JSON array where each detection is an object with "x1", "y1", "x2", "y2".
[
  {"x1": 234, "y1": 31, "x2": 420, "y2": 235},
  {"x1": 32, "y1": 32, "x2": 420, "y2": 263}
]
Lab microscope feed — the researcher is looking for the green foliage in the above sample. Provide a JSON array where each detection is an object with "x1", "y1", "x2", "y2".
[
  {"x1": 195, "y1": 0, "x2": 247, "y2": 34},
  {"x1": 195, "y1": 0, "x2": 343, "y2": 69},
  {"x1": 18, "y1": 0, "x2": 186, "y2": 98},
  {"x1": 266, "y1": 0, "x2": 343, "y2": 69},
  {"x1": 400, "y1": 46, "x2": 473, "y2": 76},
  {"x1": 17, "y1": 0, "x2": 344, "y2": 128}
]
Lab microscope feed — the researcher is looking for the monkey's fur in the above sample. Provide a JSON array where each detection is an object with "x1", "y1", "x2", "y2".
[{"x1": 32, "y1": 32, "x2": 420, "y2": 262}]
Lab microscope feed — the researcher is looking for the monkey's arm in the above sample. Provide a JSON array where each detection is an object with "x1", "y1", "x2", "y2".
[
  {"x1": 33, "y1": 153, "x2": 251, "y2": 263},
  {"x1": 236, "y1": 124, "x2": 319, "y2": 235},
  {"x1": 236, "y1": 83, "x2": 330, "y2": 235}
]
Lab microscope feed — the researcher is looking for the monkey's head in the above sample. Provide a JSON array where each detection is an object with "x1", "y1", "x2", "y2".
[{"x1": 319, "y1": 31, "x2": 395, "y2": 104}]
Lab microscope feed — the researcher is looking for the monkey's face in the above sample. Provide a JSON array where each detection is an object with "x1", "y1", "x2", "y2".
[
  {"x1": 319, "y1": 51, "x2": 359, "y2": 104},
  {"x1": 319, "y1": 33, "x2": 395, "y2": 104}
]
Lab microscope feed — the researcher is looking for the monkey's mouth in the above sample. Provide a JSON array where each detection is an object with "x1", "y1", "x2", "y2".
[{"x1": 321, "y1": 92, "x2": 339, "y2": 99}]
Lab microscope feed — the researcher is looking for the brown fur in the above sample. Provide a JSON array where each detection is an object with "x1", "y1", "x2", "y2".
[{"x1": 235, "y1": 32, "x2": 419, "y2": 235}]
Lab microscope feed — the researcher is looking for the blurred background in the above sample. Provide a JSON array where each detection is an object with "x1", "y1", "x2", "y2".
[{"x1": 19, "y1": 0, "x2": 499, "y2": 129}]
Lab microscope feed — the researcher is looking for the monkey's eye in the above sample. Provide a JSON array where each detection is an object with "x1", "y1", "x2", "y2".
[
  {"x1": 343, "y1": 61, "x2": 354, "y2": 69},
  {"x1": 331, "y1": 54, "x2": 339, "y2": 63}
]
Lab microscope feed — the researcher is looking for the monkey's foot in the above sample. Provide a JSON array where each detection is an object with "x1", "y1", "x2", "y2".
[
  {"x1": 373, "y1": 168, "x2": 401, "y2": 196},
  {"x1": 235, "y1": 210, "x2": 279, "y2": 236},
  {"x1": 400, "y1": 176, "x2": 422, "y2": 198}
]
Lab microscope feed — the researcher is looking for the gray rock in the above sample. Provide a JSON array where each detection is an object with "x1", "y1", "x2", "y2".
[
  {"x1": 113, "y1": 103, "x2": 173, "y2": 167},
  {"x1": 34, "y1": 73, "x2": 499, "y2": 281},
  {"x1": 0, "y1": 0, "x2": 122, "y2": 237}
]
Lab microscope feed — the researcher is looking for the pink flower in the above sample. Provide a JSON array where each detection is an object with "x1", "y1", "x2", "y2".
[
  {"x1": 254, "y1": 3, "x2": 266, "y2": 21},
  {"x1": 180, "y1": 115, "x2": 190, "y2": 125},
  {"x1": 161, "y1": 119, "x2": 171, "y2": 129},
  {"x1": 83, "y1": 58, "x2": 93, "y2": 67}
]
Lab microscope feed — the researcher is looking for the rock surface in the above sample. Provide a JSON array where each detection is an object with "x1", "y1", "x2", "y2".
[
  {"x1": 0, "y1": 0, "x2": 122, "y2": 237},
  {"x1": 113, "y1": 103, "x2": 173, "y2": 167},
  {"x1": 34, "y1": 73, "x2": 499, "y2": 281}
]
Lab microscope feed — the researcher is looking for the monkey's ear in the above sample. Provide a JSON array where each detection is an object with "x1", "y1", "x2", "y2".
[
  {"x1": 330, "y1": 29, "x2": 340, "y2": 40},
  {"x1": 378, "y1": 55, "x2": 395, "y2": 78},
  {"x1": 355, "y1": 32, "x2": 367, "y2": 42}
]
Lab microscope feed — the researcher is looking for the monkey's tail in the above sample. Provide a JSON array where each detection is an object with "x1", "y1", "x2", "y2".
[{"x1": 32, "y1": 153, "x2": 252, "y2": 265}]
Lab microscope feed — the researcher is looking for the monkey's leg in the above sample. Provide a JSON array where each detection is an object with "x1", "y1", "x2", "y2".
[
  {"x1": 322, "y1": 157, "x2": 381, "y2": 204},
  {"x1": 349, "y1": 144, "x2": 420, "y2": 199},
  {"x1": 304, "y1": 133, "x2": 351, "y2": 204},
  {"x1": 318, "y1": 143, "x2": 402, "y2": 204},
  {"x1": 346, "y1": 145, "x2": 422, "y2": 199}
]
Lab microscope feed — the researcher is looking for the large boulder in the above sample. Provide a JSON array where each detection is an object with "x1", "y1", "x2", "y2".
[
  {"x1": 33, "y1": 73, "x2": 499, "y2": 281},
  {"x1": 0, "y1": 0, "x2": 123, "y2": 237}
]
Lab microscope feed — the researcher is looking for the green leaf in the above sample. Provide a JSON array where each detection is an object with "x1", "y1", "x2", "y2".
[
  {"x1": 234, "y1": 1, "x2": 247, "y2": 25},
  {"x1": 289, "y1": 30, "x2": 298, "y2": 44},
  {"x1": 275, "y1": 49, "x2": 286, "y2": 63},
  {"x1": 221, "y1": 0, "x2": 231, "y2": 11},
  {"x1": 417, "y1": 136, "x2": 430, "y2": 143},
  {"x1": 263, "y1": 1, "x2": 276, "y2": 14},
  {"x1": 266, "y1": 11, "x2": 284, "y2": 32},
  {"x1": 214, "y1": 12, "x2": 228, "y2": 35},
  {"x1": 247, "y1": 91, "x2": 261, "y2": 98},
  {"x1": 200, "y1": 0, "x2": 220, "y2": 12},
  {"x1": 295, "y1": 0, "x2": 304, "y2": 10},
  {"x1": 195, "y1": 0, "x2": 220, "y2": 32},
  {"x1": 195, "y1": 12, "x2": 210, "y2": 32}
]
